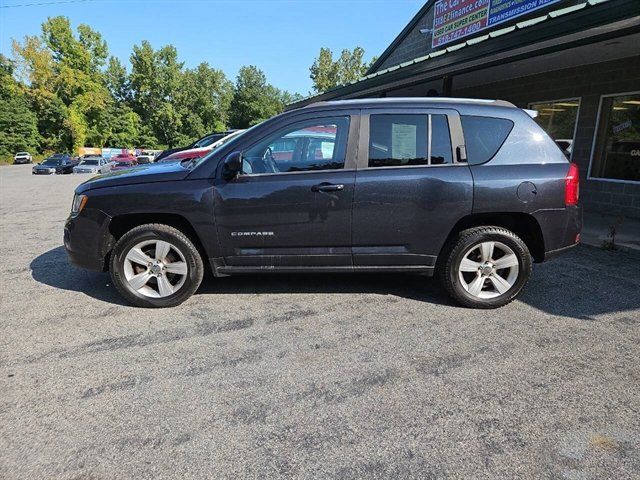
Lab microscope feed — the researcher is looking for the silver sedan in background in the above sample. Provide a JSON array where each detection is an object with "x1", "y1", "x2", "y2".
[{"x1": 73, "y1": 156, "x2": 114, "y2": 174}]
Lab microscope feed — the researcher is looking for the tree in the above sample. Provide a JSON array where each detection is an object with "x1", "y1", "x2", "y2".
[
  {"x1": 105, "y1": 56, "x2": 130, "y2": 104},
  {"x1": 229, "y1": 65, "x2": 288, "y2": 128},
  {"x1": 0, "y1": 55, "x2": 39, "y2": 158},
  {"x1": 29, "y1": 88, "x2": 70, "y2": 152},
  {"x1": 103, "y1": 104, "x2": 143, "y2": 147},
  {"x1": 178, "y1": 62, "x2": 233, "y2": 136},
  {"x1": 129, "y1": 41, "x2": 186, "y2": 146},
  {"x1": 310, "y1": 47, "x2": 377, "y2": 93},
  {"x1": 309, "y1": 47, "x2": 339, "y2": 94},
  {"x1": 12, "y1": 16, "x2": 111, "y2": 152},
  {"x1": 8, "y1": 16, "x2": 298, "y2": 152}
]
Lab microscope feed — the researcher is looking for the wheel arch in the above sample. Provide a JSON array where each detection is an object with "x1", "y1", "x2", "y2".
[
  {"x1": 106, "y1": 213, "x2": 209, "y2": 272},
  {"x1": 441, "y1": 212, "x2": 545, "y2": 263}
]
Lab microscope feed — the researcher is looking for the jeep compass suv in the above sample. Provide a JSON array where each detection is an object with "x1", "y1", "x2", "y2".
[{"x1": 64, "y1": 98, "x2": 581, "y2": 308}]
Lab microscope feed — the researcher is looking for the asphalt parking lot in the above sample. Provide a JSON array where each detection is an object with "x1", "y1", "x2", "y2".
[{"x1": 1, "y1": 163, "x2": 639, "y2": 479}]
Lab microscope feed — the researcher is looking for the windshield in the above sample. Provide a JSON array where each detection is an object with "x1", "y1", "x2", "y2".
[
  {"x1": 194, "y1": 134, "x2": 224, "y2": 148},
  {"x1": 17, "y1": 152, "x2": 29, "y2": 155},
  {"x1": 214, "y1": 130, "x2": 244, "y2": 149},
  {"x1": 190, "y1": 127, "x2": 255, "y2": 168},
  {"x1": 43, "y1": 158, "x2": 62, "y2": 165},
  {"x1": 80, "y1": 160, "x2": 99, "y2": 165}
]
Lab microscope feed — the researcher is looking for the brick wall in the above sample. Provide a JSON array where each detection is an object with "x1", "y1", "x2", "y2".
[{"x1": 452, "y1": 56, "x2": 640, "y2": 219}]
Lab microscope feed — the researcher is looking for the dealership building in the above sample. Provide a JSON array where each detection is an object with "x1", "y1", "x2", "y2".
[{"x1": 291, "y1": 0, "x2": 640, "y2": 218}]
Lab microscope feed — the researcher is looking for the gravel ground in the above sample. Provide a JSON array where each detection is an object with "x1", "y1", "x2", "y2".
[{"x1": 1, "y1": 164, "x2": 639, "y2": 479}]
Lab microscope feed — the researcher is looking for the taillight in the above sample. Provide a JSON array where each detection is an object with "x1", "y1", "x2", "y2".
[{"x1": 565, "y1": 163, "x2": 579, "y2": 206}]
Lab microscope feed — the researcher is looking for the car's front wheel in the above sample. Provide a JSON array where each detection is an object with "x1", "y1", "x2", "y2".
[
  {"x1": 110, "y1": 224, "x2": 204, "y2": 308},
  {"x1": 438, "y1": 226, "x2": 532, "y2": 309}
]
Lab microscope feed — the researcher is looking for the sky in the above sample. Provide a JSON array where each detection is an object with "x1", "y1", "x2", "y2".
[{"x1": 0, "y1": 0, "x2": 425, "y2": 95}]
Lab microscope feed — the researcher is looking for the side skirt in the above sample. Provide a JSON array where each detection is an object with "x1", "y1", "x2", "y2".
[{"x1": 210, "y1": 260, "x2": 435, "y2": 277}]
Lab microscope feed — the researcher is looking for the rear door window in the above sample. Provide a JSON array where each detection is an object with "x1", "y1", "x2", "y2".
[
  {"x1": 460, "y1": 116, "x2": 514, "y2": 165},
  {"x1": 368, "y1": 113, "x2": 453, "y2": 168}
]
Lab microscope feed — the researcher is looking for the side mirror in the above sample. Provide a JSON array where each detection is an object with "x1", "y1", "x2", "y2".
[{"x1": 223, "y1": 151, "x2": 243, "y2": 180}]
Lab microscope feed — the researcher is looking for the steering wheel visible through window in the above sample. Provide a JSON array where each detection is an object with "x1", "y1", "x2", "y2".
[{"x1": 242, "y1": 117, "x2": 350, "y2": 175}]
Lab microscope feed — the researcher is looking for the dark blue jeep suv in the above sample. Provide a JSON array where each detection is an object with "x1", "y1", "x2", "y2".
[{"x1": 64, "y1": 98, "x2": 581, "y2": 308}]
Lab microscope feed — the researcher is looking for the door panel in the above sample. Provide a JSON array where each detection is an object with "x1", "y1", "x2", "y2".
[
  {"x1": 352, "y1": 109, "x2": 473, "y2": 268},
  {"x1": 214, "y1": 171, "x2": 355, "y2": 267},
  {"x1": 213, "y1": 113, "x2": 358, "y2": 269},
  {"x1": 352, "y1": 167, "x2": 473, "y2": 266}
]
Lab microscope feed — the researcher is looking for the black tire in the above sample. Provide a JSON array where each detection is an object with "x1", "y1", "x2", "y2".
[
  {"x1": 438, "y1": 226, "x2": 532, "y2": 309},
  {"x1": 109, "y1": 223, "x2": 204, "y2": 308}
]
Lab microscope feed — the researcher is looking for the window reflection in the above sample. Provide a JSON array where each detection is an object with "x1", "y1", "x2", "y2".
[
  {"x1": 590, "y1": 93, "x2": 640, "y2": 182},
  {"x1": 530, "y1": 99, "x2": 580, "y2": 159}
]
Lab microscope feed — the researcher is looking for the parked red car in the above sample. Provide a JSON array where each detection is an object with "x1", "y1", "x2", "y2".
[
  {"x1": 110, "y1": 153, "x2": 138, "y2": 171},
  {"x1": 159, "y1": 148, "x2": 211, "y2": 163},
  {"x1": 158, "y1": 130, "x2": 246, "y2": 163}
]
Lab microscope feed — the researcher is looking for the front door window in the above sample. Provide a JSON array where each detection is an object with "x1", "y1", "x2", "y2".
[{"x1": 242, "y1": 117, "x2": 350, "y2": 174}]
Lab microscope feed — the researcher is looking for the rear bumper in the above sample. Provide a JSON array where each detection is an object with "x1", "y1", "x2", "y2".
[
  {"x1": 64, "y1": 208, "x2": 113, "y2": 272},
  {"x1": 535, "y1": 205, "x2": 582, "y2": 262}
]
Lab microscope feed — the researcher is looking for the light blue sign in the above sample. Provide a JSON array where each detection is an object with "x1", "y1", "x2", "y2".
[{"x1": 488, "y1": 0, "x2": 563, "y2": 27}]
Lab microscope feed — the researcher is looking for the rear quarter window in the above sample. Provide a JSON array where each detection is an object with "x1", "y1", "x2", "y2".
[{"x1": 461, "y1": 115, "x2": 514, "y2": 165}]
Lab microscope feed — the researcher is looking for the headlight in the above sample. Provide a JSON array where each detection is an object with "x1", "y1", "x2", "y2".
[{"x1": 71, "y1": 194, "x2": 88, "y2": 215}]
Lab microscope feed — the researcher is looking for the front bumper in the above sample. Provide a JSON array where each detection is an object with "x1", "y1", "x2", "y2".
[{"x1": 64, "y1": 207, "x2": 113, "y2": 271}]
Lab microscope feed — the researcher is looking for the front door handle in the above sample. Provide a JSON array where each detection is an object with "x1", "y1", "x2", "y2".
[{"x1": 311, "y1": 182, "x2": 344, "y2": 192}]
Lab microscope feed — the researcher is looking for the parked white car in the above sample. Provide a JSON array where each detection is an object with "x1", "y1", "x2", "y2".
[
  {"x1": 13, "y1": 152, "x2": 33, "y2": 164},
  {"x1": 136, "y1": 152, "x2": 157, "y2": 164},
  {"x1": 73, "y1": 156, "x2": 114, "y2": 174}
]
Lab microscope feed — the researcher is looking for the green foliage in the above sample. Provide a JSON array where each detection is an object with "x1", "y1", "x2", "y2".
[
  {"x1": 105, "y1": 56, "x2": 131, "y2": 104},
  {"x1": 230, "y1": 65, "x2": 291, "y2": 128},
  {"x1": 0, "y1": 55, "x2": 39, "y2": 158},
  {"x1": 29, "y1": 88, "x2": 70, "y2": 151},
  {"x1": 178, "y1": 62, "x2": 234, "y2": 135},
  {"x1": 310, "y1": 46, "x2": 376, "y2": 93},
  {"x1": 310, "y1": 48, "x2": 339, "y2": 94},
  {"x1": 104, "y1": 104, "x2": 143, "y2": 148},
  {"x1": 7, "y1": 16, "x2": 299, "y2": 155}
]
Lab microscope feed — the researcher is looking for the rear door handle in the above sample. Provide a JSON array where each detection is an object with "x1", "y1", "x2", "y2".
[{"x1": 311, "y1": 182, "x2": 344, "y2": 192}]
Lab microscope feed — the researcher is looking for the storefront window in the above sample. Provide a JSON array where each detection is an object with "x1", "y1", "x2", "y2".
[
  {"x1": 529, "y1": 99, "x2": 580, "y2": 159},
  {"x1": 590, "y1": 93, "x2": 640, "y2": 182}
]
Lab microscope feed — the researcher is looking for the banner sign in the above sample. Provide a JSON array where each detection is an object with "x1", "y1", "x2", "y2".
[
  {"x1": 100, "y1": 148, "x2": 129, "y2": 159},
  {"x1": 432, "y1": 0, "x2": 563, "y2": 48},
  {"x1": 78, "y1": 147, "x2": 101, "y2": 157},
  {"x1": 80, "y1": 147, "x2": 147, "y2": 158}
]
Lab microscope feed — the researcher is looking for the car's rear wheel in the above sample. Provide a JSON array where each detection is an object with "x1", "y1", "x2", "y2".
[
  {"x1": 438, "y1": 226, "x2": 532, "y2": 309},
  {"x1": 110, "y1": 224, "x2": 204, "y2": 308}
]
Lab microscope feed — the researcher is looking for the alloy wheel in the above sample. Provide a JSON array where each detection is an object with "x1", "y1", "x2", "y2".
[
  {"x1": 123, "y1": 239, "x2": 188, "y2": 298},
  {"x1": 457, "y1": 241, "x2": 519, "y2": 299}
]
